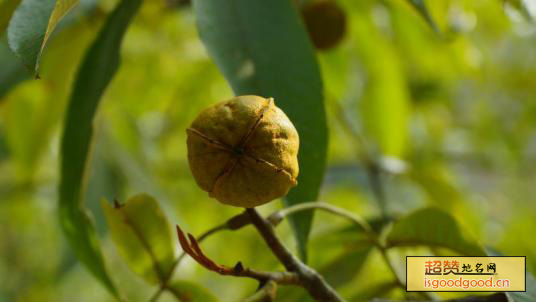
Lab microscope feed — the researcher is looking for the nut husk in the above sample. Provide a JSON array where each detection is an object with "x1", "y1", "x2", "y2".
[{"x1": 186, "y1": 95, "x2": 299, "y2": 208}]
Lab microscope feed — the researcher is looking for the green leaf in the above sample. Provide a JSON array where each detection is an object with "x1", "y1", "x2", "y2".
[
  {"x1": 192, "y1": 0, "x2": 327, "y2": 261},
  {"x1": 0, "y1": 35, "x2": 28, "y2": 99},
  {"x1": 101, "y1": 194, "x2": 175, "y2": 284},
  {"x1": 319, "y1": 245, "x2": 372, "y2": 289},
  {"x1": 385, "y1": 208, "x2": 486, "y2": 256},
  {"x1": 7, "y1": 0, "x2": 78, "y2": 73},
  {"x1": 0, "y1": 0, "x2": 21, "y2": 33},
  {"x1": 168, "y1": 280, "x2": 219, "y2": 302},
  {"x1": 348, "y1": 281, "x2": 398, "y2": 302},
  {"x1": 507, "y1": 273, "x2": 536, "y2": 302},
  {"x1": 406, "y1": 0, "x2": 439, "y2": 32},
  {"x1": 58, "y1": 0, "x2": 141, "y2": 297},
  {"x1": 287, "y1": 244, "x2": 373, "y2": 301},
  {"x1": 42, "y1": 0, "x2": 78, "y2": 56}
]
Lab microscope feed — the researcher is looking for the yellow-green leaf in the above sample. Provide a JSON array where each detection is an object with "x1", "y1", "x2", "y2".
[
  {"x1": 385, "y1": 208, "x2": 486, "y2": 256},
  {"x1": 7, "y1": 0, "x2": 78, "y2": 73},
  {"x1": 102, "y1": 194, "x2": 175, "y2": 284},
  {"x1": 41, "y1": 0, "x2": 78, "y2": 60}
]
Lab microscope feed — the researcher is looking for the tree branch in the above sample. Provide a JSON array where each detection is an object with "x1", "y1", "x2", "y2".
[
  {"x1": 176, "y1": 224, "x2": 301, "y2": 285},
  {"x1": 245, "y1": 208, "x2": 345, "y2": 302},
  {"x1": 264, "y1": 202, "x2": 413, "y2": 297}
]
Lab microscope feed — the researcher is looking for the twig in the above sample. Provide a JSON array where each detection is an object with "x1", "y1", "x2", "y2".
[
  {"x1": 267, "y1": 202, "x2": 374, "y2": 236},
  {"x1": 148, "y1": 212, "x2": 250, "y2": 302},
  {"x1": 176, "y1": 225, "x2": 301, "y2": 285},
  {"x1": 245, "y1": 208, "x2": 346, "y2": 302},
  {"x1": 265, "y1": 201, "x2": 412, "y2": 296},
  {"x1": 152, "y1": 202, "x2": 390, "y2": 302}
]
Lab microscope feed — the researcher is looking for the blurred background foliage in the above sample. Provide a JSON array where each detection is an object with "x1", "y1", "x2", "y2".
[{"x1": 1, "y1": 0, "x2": 535, "y2": 301}]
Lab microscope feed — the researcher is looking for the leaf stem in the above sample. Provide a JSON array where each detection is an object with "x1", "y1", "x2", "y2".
[
  {"x1": 267, "y1": 202, "x2": 373, "y2": 235},
  {"x1": 148, "y1": 211, "x2": 251, "y2": 302}
]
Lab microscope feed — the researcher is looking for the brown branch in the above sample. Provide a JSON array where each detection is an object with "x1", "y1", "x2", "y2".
[
  {"x1": 245, "y1": 208, "x2": 345, "y2": 302},
  {"x1": 176, "y1": 225, "x2": 300, "y2": 285},
  {"x1": 152, "y1": 203, "x2": 361, "y2": 302}
]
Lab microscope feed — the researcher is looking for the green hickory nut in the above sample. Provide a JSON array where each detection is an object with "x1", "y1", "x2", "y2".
[{"x1": 186, "y1": 95, "x2": 300, "y2": 208}]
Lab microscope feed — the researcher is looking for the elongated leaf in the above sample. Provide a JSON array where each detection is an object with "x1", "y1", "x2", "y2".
[
  {"x1": 7, "y1": 0, "x2": 78, "y2": 73},
  {"x1": 102, "y1": 194, "x2": 175, "y2": 284},
  {"x1": 192, "y1": 0, "x2": 327, "y2": 261},
  {"x1": 168, "y1": 280, "x2": 219, "y2": 302},
  {"x1": 385, "y1": 208, "x2": 486, "y2": 256},
  {"x1": 58, "y1": 0, "x2": 141, "y2": 296},
  {"x1": 507, "y1": 273, "x2": 536, "y2": 302}
]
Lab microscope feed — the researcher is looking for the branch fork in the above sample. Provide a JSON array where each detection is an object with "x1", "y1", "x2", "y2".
[{"x1": 176, "y1": 225, "x2": 300, "y2": 285}]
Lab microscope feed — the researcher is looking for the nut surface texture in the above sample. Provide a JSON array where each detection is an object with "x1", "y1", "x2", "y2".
[{"x1": 186, "y1": 95, "x2": 299, "y2": 208}]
